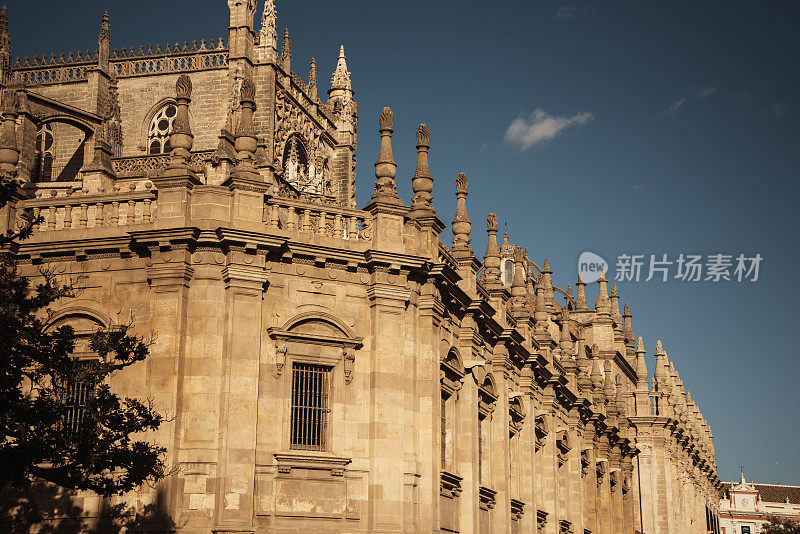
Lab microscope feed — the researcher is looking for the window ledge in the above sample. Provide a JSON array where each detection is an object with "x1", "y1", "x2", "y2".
[{"x1": 274, "y1": 451, "x2": 352, "y2": 476}]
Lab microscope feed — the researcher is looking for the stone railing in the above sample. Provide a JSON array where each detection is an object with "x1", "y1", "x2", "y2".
[
  {"x1": 110, "y1": 39, "x2": 228, "y2": 78},
  {"x1": 112, "y1": 151, "x2": 213, "y2": 177},
  {"x1": 13, "y1": 60, "x2": 93, "y2": 85},
  {"x1": 264, "y1": 196, "x2": 370, "y2": 243},
  {"x1": 20, "y1": 184, "x2": 157, "y2": 233},
  {"x1": 12, "y1": 39, "x2": 228, "y2": 85}
]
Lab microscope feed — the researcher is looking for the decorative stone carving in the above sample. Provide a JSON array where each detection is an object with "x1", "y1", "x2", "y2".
[{"x1": 274, "y1": 340, "x2": 287, "y2": 377}]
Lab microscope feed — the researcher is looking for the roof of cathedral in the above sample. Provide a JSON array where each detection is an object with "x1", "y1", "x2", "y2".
[{"x1": 723, "y1": 482, "x2": 800, "y2": 504}]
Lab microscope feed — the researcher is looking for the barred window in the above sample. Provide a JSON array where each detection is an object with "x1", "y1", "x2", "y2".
[
  {"x1": 147, "y1": 103, "x2": 177, "y2": 154},
  {"x1": 63, "y1": 379, "x2": 93, "y2": 440},
  {"x1": 290, "y1": 363, "x2": 331, "y2": 451}
]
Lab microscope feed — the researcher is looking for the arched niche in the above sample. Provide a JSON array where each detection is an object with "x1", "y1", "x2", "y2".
[
  {"x1": 508, "y1": 395, "x2": 526, "y2": 437},
  {"x1": 441, "y1": 346, "x2": 465, "y2": 397},
  {"x1": 267, "y1": 312, "x2": 362, "y2": 383}
]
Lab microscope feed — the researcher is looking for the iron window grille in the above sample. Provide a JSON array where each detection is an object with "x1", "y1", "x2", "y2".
[
  {"x1": 63, "y1": 379, "x2": 93, "y2": 441},
  {"x1": 290, "y1": 363, "x2": 332, "y2": 451}
]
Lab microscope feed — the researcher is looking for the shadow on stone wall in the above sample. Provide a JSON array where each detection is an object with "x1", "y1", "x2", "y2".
[{"x1": 0, "y1": 482, "x2": 176, "y2": 534}]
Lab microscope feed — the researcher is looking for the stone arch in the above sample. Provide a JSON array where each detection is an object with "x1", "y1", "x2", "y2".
[
  {"x1": 44, "y1": 305, "x2": 111, "y2": 360},
  {"x1": 45, "y1": 304, "x2": 111, "y2": 332},
  {"x1": 39, "y1": 114, "x2": 96, "y2": 135},
  {"x1": 279, "y1": 311, "x2": 358, "y2": 343},
  {"x1": 34, "y1": 115, "x2": 95, "y2": 182}
]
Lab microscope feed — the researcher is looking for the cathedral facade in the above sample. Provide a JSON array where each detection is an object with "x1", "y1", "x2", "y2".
[{"x1": 0, "y1": 2, "x2": 722, "y2": 533}]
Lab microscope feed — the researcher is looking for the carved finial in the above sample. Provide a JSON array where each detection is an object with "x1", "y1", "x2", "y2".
[
  {"x1": 543, "y1": 258, "x2": 551, "y2": 272},
  {"x1": 455, "y1": 172, "x2": 468, "y2": 194},
  {"x1": 0, "y1": 88, "x2": 19, "y2": 174},
  {"x1": 656, "y1": 340, "x2": 664, "y2": 354},
  {"x1": 624, "y1": 303, "x2": 630, "y2": 316},
  {"x1": 167, "y1": 75, "x2": 193, "y2": 165},
  {"x1": 379, "y1": 106, "x2": 393, "y2": 130},
  {"x1": 370, "y1": 107, "x2": 401, "y2": 204},
  {"x1": 487, "y1": 213, "x2": 498, "y2": 232},
  {"x1": 176, "y1": 74, "x2": 192, "y2": 100},
  {"x1": 240, "y1": 76, "x2": 255, "y2": 104},
  {"x1": 611, "y1": 282, "x2": 618, "y2": 298},
  {"x1": 483, "y1": 213, "x2": 501, "y2": 282},
  {"x1": 410, "y1": 124, "x2": 435, "y2": 215},
  {"x1": 232, "y1": 77, "x2": 262, "y2": 180},
  {"x1": 637, "y1": 336, "x2": 644, "y2": 353},
  {"x1": 452, "y1": 173, "x2": 472, "y2": 251}
]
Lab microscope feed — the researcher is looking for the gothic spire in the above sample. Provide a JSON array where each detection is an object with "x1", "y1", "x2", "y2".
[
  {"x1": 511, "y1": 246, "x2": 527, "y2": 310},
  {"x1": 330, "y1": 44, "x2": 352, "y2": 95},
  {"x1": 260, "y1": 0, "x2": 277, "y2": 51},
  {"x1": 279, "y1": 28, "x2": 291, "y2": 72},
  {"x1": 308, "y1": 57, "x2": 318, "y2": 98},
  {"x1": 653, "y1": 340, "x2": 667, "y2": 385},
  {"x1": 542, "y1": 258, "x2": 555, "y2": 309},
  {"x1": 595, "y1": 271, "x2": 611, "y2": 315},
  {"x1": 635, "y1": 337, "x2": 648, "y2": 391},
  {"x1": 623, "y1": 302, "x2": 635, "y2": 346},
  {"x1": 97, "y1": 10, "x2": 110, "y2": 72},
  {"x1": 0, "y1": 6, "x2": 8, "y2": 50},
  {"x1": 410, "y1": 124, "x2": 435, "y2": 216},
  {"x1": 0, "y1": 6, "x2": 7, "y2": 87},
  {"x1": 484, "y1": 213, "x2": 501, "y2": 282},
  {"x1": 451, "y1": 172, "x2": 472, "y2": 252},
  {"x1": 370, "y1": 107, "x2": 402, "y2": 204},
  {"x1": 611, "y1": 283, "x2": 623, "y2": 330},
  {"x1": 575, "y1": 273, "x2": 588, "y2": 310}
]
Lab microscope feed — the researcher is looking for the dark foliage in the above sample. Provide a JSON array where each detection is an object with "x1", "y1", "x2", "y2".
[
  {"x1": 763, "y1": 517, "x2": 800, "y2": 534},
  {"x1": 0, "y1": 175, "x2": 166, "y2": 497}
]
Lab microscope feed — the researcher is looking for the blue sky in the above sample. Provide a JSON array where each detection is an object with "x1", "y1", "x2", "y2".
[{"x1": 8, "y1": 0, "x2": 800, "y2": 484}]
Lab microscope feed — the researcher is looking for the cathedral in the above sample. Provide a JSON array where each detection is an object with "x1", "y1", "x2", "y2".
[{"x1": 0, "y1": 2, "x2": 722, "y2": 532}]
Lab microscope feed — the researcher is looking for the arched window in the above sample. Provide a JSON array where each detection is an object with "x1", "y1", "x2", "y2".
[
  {"x1": 268, "y1": 313, "x2": 362, "y2": 453},
  {"x1": 440, "y1": 348, "x2": 465, "y2": 472},
  {"x1": 34, "y1": 124, "x2": 54, "y2": 181},
  {"x1": 46, "y1": 310, "x2": 108, "y2": 440},
  {"x1": 147, "y1": 103, "x2": 177, "y2": 154}
]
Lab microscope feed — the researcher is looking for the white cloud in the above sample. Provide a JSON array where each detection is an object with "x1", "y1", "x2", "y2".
[
  {"x1": 694, "y1": 85, "x2": 716, "y2": 99},
  {"x1": 504, "y1": 109, "x2": 593, "y2": 151},
  {"x1": 556, "y1": 4, "x2": 576, "y2": 19},
  {"x1": 771, "y1": 102, "x2": 788, "y2": 117},
  {"x1": 667, "y1": 98, "x2": 687, "y2": 115},
  {"x1": 661, "y1": 84, "x2": 716, "y2": 117}
]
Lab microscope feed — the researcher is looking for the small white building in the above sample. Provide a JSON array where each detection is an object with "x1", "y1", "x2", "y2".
[{"x1": 720, "y1": 473, "x2": 800, "y2": 534}]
